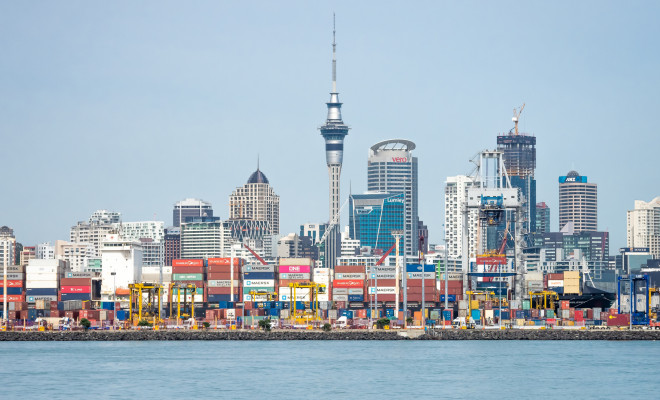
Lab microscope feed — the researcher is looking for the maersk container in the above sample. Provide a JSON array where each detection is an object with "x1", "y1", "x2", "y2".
[{"x1": 347, "y1": 295, "x2": 364, "y2": 302}]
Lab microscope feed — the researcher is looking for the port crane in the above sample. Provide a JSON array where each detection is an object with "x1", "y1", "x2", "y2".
[
  {"x1": 128, "y1": 283, "x2": 164, "y2": 326},
  {"x1": 288, "y1": 282, "x2": 327, "y2": 324}
]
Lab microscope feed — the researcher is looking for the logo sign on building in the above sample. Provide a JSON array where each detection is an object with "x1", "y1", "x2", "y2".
[{"x1": 391, "y1": 157, "x2": 408, "y2": 163}]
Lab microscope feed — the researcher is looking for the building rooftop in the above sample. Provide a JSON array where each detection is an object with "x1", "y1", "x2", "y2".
[{"x1": 248, "y1": 168, "x2": 269, "y2": 184}]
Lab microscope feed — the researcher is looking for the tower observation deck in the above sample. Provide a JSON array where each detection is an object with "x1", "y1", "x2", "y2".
[{"x1": 318, "y1": 15, "x2": 350, "y2": 269}]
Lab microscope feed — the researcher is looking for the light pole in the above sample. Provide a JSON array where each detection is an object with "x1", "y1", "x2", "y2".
[
  {"x1": 111, "y1": 272, "x2": 116, "y2": 302},
  {"x1": 443, "y1": 227, "x2": 449, "y2": 329},
  {"x1": 391, "y1": 230, "x2": 403, "y2": 323}
]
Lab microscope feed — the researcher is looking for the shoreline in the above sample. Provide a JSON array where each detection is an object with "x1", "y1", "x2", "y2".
[{"x1": 2, "y1": 329, "x2": 660, "y2": 341}]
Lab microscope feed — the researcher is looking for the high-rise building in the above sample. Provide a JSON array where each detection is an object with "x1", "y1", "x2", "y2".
[
  {"x1": 535, "y1": 202, "x2": 551, "y2": 233},
  {"x1": 55, "y1": 240, "x2": 95, "y2": 272},
  {"x1": 173, "y1": 198, "x2": 213, "y2": 228},
  {"x1": 444, "y1": 176, "x2": 479, "y2": 260},
  {"x1": 300, "y1": 223, "x2": 327, "y2": 246},
  {"x1": 120, "y1": 221, "x2": 165, "y2": 267},
  {"x1": 20, "y1": 246, "x2": 36, "y2": 266},
  {"x1": 368, "y1": 139, "x2": 418, "y2": 255},
  {"x1": 164, "y1": 227, "x2": 181, "y2": 266},
  {"x1": 319, "y1": 20, "x2": 349, "y2": 270},
  {"x1": 229, "y1": 167, "x2": 280, "y2": 235},
  {"x1": 70, "y1": 210, "x2": 121, "y2": 257},
  {"x1": 0, "y1": 226, "x2": 16, "y2": 268},
  {"x1": 558, "y1": 171, "x2": 597, "y2": 232},
  {"x1": 180, "y1": 217, "x2": 222, "y2": 259},
  {"x1": 627, "y1": 197, "x2": 660, "y2": 259},
  {"x1": 497, "y1": 132, "x2": 536, "y2": 233},
  {"x1": 36, "y1": 242, "x2": 54, "y2": 259},
  {"x1": 349, "y1": 192, "x2": 404, "y2": 255}
]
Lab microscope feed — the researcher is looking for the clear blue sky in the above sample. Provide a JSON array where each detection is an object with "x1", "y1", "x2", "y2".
[{"x1": 1, "y1": 1, "x2": 658, "y2": 252}]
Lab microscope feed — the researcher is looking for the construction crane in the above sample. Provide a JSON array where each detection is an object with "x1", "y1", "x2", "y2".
[
  {"x1": 316, "y1": 198, "x2": 349, "y2": 248},
  {"x1": 243, "y1": 242, "x2": 268, "y2": 265},
  {"x1": 288, "y1": 282, "x2": 327, "y2": 323},
  {"x1": 512, "y1": 103, "x2": 525, "y2": 135},
  {"x1": 128, "y1": 283, "x2": 164, "y2": 326}
]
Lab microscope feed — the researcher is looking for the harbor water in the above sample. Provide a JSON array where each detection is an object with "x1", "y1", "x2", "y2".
[{"x1": 1, "y1": 340, "x2": 659, "y2": 399}]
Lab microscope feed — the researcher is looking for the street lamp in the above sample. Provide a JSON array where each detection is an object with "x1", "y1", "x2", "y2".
[{"x1": 391, "y1": 230, "x2": 404, "y2": 323}]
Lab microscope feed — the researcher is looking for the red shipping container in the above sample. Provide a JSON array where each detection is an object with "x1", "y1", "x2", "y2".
[
  {"x1": 172, "y1": 259, "x2": 204, "y2": 267},
  {"x1": 207, "y1": 272, "x2": 240, "y2": 280},
  {"x1": 333, "y1": 280, "x2": 364, "y2": 288},
  {"x1": 82, "y1": 301, "x2": 91, "y2": 310},
  {"x1": 371, "y1": 294, "x2": 396, "y2": 301},
  {"x1": 335, "y1": 301, "x2": 346, "y2": 309},
  {"x1": 0, "y1": 280, "x2": 23, "y2": 288},
  {"x1": 607, "y1": 314, "x2": 630, "y2": 326},
  {"x1": 244, "y1": 301, "x2": 253, "y2": 310},
  {"x1": 208, "y1": 265, "x2": 242, "y2": 274},
  {"x1": 208, "y1": 258, "x2": 242, "y2": 267},
  {"x1": 60, "y1": 278, "x2": 92, "y2": 286},
  {"x1": 368, "y1": 279, "x2": 396, "y2": 286},
  {"x1": 406, "y1": 279, "x2": 436, "y2": 287},
  {"x1": 61, "y1": 286, "x2": 92, "y2": 294},
  {"x1": 334, "y1": 265, "x2": 365, "y2": 273},
  {"x1": 19, "y1": 310, "x2": 28, "y2": 319},
  {"x1": 64, "y1": 311, "x2": 78, "y2": 319},
  {"x1": 80, "y1": 310, "x2": 100, "y2": 320},
  {"x1": 171, "y1": 280, "x2": 205, "y2": 287},
  {"x1": 575, "y1": 310, "x2": 584, "y2": 321},
  {"x1": 0, "y1": 295, "x2": 24, "y2": 302},
  {"x1": 406, "y1": 287, "x2": 437, "y2": 294},
  {"x1": 207, "y1": 287, "x2": 241, "y2": 295},
  {"x1": 172, "y1": 265, "x2": 204, "y2": 274},
  {"x1": 560, "y1": 300, "x2": 570, "y2": 310}
]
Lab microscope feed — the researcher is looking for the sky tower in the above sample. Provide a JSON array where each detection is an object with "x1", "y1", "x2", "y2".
[{"x1": 319, "y1": 15, "x2": 350, "y2": 269}]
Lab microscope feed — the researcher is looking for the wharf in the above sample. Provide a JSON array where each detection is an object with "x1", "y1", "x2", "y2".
[{"x1": 2, "y1": 329, "x2": 660, "y2": 341}]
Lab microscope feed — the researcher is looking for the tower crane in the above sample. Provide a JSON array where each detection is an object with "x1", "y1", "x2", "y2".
[{"x1": 512, "y1": 103, "x2": 525, "y2": 135}]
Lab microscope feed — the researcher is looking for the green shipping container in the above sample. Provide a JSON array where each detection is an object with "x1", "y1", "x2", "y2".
[
  {"x1": 522, "y1": 300, "x2": 531, "y2": 310},
  {"x1": 173, "y1": 273, "x2": 203, "y2": 281},
  {"x1": 172, "y1": 288, "x2": 204, "y2": 295}
]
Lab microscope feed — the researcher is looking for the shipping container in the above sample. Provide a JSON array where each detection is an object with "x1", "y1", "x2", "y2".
[
  {"x1": 243, "y1": 272, "x2": 276, "y2": 280},
  {"x1": 172, "y1": 259, "x2": 204, "y2": 267},
  {"x1": 172, "y1": 273, "x2": 204, "y2": 281},
  {"x1": 334, "y1": 265, "x2": 365, "y2": 273},
  {"x1": 333, "y1": 280, "x2": 364, "y2": 288},
  {"x1": 405, "y1": 264, "x2": 435, "y2": 273},
  {"x1": 171, "y1": 265, "x2": 204, "y2": 274},
  {"x1": 335, "y1": 273, "x2": 365, "y2": 280},
  {"x1": 279, "y1": 265, "x2": 311, "y2": 274}
]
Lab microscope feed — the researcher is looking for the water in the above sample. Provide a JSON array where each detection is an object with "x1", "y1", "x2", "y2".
[{"x1": 1, "y1": 340, "x2": 659, "y2": 399}]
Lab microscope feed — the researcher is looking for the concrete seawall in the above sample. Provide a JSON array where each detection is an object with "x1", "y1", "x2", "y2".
[{"x1": 1, "y1": 329, "x2": 659, "y2": 341}]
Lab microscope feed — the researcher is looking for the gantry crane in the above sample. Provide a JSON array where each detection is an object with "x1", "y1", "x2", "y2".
[
  {"x1": 288, "y1": 282, "x2": 327, "y2": 323},
  {"x1": 168, "y1": 282, "x2": 198, "y2": 321},
  {"x1": 529, "y1": 290, "x2": 559, "y2": 310},
  {"x1": 128, "y1": 283, "x2": 163, "y2": 326}
]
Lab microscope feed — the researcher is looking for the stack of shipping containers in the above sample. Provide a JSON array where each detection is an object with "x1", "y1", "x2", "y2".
[
  {"x1": 563, "y1": 271, "x2": 580, "y2": 294},
  {"x1": 405, "y1": 264, "x2": 438, "y2": 319},
  {"x1": 206, "y1": 258, "x2": 241, "y2": 304},
  {"x1": 368, "y1": 264, "x2": 396, "y2": 315},
  {"x1": 60, "y1": 271, "x2": 94, "y2": 302},
  {"x1": 333, "y1": 265, "x2": 365, "y2": 311},
  {"x1": 25, "y1": 259, "x2": 63, "y2": 304},
  {"x1": 278, "y1": 258, "x2": 313, "y2": 303},
  {"x1": 171, "y1": 259, "x2": 205, "y2": 305},
  {"x1": 243, "y1": 264, "x2": 276, "y2": 301},
  {"x1": 1, "y1": 264, "x2": 26, "y2": 320},
  {"x1": 312, "y1": 267, "x2": 331, "y2": 303}
]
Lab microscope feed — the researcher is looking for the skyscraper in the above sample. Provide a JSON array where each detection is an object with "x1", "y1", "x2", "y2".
[
  {"x1": 229, "y1": 166, "x2": 280, "y2": 235},
  {"x1": 535, "y1": 202, "x2": 551, "y2": 233},
  {"x1": 349, "y1": 192, "x2": 405, "y2": 254},
  {"x1": 0, "y1": 226, "x2": 16, "y2": 268},
  {"x1": 558, "y1": 170, "x2": 597, "y2": 232},
  {"x1": 444, "y1": 175, "x2": 479, "y2": 260},
  {"x1": 173, "y1": 198, "x2": 213, "y2": 228},
  {"x1": 319, "y1": 17, "x2": 349, "y2": 269},
  {"x1": 627, "y1": 197, "x2": 660, "y2": 259},
  {"x1": 497, "y1": 109, "x2": 536, "y2": 238},
  {"x1": 367, "y1": 139, "x2": 418, "y2": 255}
]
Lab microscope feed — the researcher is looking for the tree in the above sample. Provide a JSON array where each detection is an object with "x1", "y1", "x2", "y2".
[
  {"x1": 137, "y1": 319, "x2": 152, "y2": 327},
  {"x1": 258, "y1": 318, "x2": 272, "y2": 332},
  {"x1": 376, "y1": 318, "x2": 390, "y2": 329},
  {"x1": 80, "y1": 318, "x2": 91, "y2": 331},
  {"x1": 202, "y1": 322, "x2": 210, "y2": 329},
  {"x1": 406, "y1": 317, "x2": 414, "y2": 326},
  {"x1": 322, "y1": 323, "x2": 332, "y2": 332}
]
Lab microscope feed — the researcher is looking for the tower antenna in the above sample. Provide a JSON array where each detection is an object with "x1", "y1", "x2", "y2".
[{"x1": 332, "y1": 13, "x2": 337, "y2": 93}]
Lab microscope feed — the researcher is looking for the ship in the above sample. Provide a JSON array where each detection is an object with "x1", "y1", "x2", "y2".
[{"x1": 558, "y1": 284, "x2": 616, "y2": 310}]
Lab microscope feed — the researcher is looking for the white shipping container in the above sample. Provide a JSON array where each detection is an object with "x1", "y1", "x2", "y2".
[
  {"x1": 25, "y1": 265, "x2": 59, "y2": 274},
  {"x1": 369, "y1": 266, "x2": 396, "y2": 273},
  {"x1": 244, "y1": 280, "x2": 276, "y2": 287},
  {"x1": 459, "y1": 300, "x2": 468, "y2": 310},
  {"x1": 317, "y1": 293, "x2": 329, "y2": 302},
  {"x1": 278, "y1": 258, "x2": 313, "y2": 266},
  {"x1": 332, "y1": 288, "x2": 348, "y2": 295},
  {"x1": 208, "y1": 280, "x2": 232, "y2": 288},
  {"x1": 368, "y1": 287, "x2": 396, "y2": 295},
  {"x1": 27, "y1": 295, "x2": 58, "y2": 302},
  {"x1": 335, "y1": 273, "x2": 365, "y2": 280},
  {"x1": 333, "y1": 294, "x2": 348, "y2": 301},
  {"x1": 347, "y1": 288, "x2": 364, "y2": 295},
  {"x1": 26, "y1": 280, "x2": 59, "y2": 289},
  {"x1": 439, "y1": 273, "x2": 463, "y2": 281},
  {"x1": 370, "y1": 273, "x2": 397, "y2": 279},
  {"x1": 2, "y1": 273, "x2": 24, "y2": 280},
  {"x1": 278, "y1": 287, "x2": 311, "y2": 301},
  {"x1": 485, "y1": 309, "x2": 494, "y2": 320},
  {"x1": 328, "y1": 309, "x2": 338, "y2": 319},
  {"x1": 226, "y1": 309, "x2": 236, "y2": 319},
  {"x1": 313, "y1": 268, "x2": 330, "y2": 276},
  {"x1": 407, "y1": 272, "x2": 436, "y2": 279},
  {"x1": 26, "y1": 272, "x2": 59, "y2": 281},
  {"x1": 278, "y1": 273, "x2": 310, "y2": 280},
  {"x1": 245, "y1": 265, "x2": 275, "y2": 272}
]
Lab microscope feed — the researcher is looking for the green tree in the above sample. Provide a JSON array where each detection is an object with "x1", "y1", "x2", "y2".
[
  {"x1": 406, "y1": 317, "x2": 414, "y2": 326},
  {"x1": 80, "y1": 318, "x2": 91, "y2": 330},
  {"x1": 202, "y1": 322, "x2": 210, "y2": 329},
  {"x1": 376, "y1": 318, "x2": 390, "y2": 329},
  {"x1": 137, "y1": 319, "x2": 152, "y2": 327},
  {"x1": 258, "y1": 318, "x2": 272, "y2": 332},
  {"x1": 322, "y1": 323, "x2": 332, "y2": 332}
]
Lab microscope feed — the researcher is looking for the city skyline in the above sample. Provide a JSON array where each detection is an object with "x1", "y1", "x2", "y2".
[{"x1": 1, "y1": 2, "x2": 659, "y2": 250}]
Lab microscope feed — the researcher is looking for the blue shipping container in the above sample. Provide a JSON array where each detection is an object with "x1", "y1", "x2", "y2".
[
  {"x1": 386, "y1": 309, "x2": 395, "y2": 318},
  {"x1": 347, "y1": 295, "x2": 364, "y2": 302},
  {"x1": 101, "y1": 302, "x2": 115, "y2": 310},
  {"x1": 4, "y1": 287, "x2": 22, "y2": 295},
  {"x1": 340, "y1": 310, "x2": 354, "y2": 319},
  {"x1": 269, "y1": 309, "x2": 280, "y2": 317},
  {"x1": 26, "y1": 288, "x2": 58, "y2": 296},
  {"x1": 243, "y1": 272, "x2": 276, "y2": 279},
  {"x1": 405, "y1": 264, "x2": 436, "y2": 273},
  {"x1": 208, "y1": 295, "x2": 234, "y2": 303},
  {"x1": 115, "y1": 310, "x2": 128, "y2": 321},
  {"x1": 515, "y1": 310, "x2": 525, "y2": 319},
  {"x1": 501, "y1": 311, "x2": 511, "y2": 320},
  {"x1": 443, "y1": 310, "x2": 453, "y2": 320},
  {"x1": 439, "y1": 295, "x2": 456, "y2": 302},
  {"x1": 471, "y1": 309, "x2": 481, "y2": 321},
  {"x1": 295, "y1": 301, "x2": 306, "y2": 310},
  {"x1": 60, "y1": 293, "x2": 91, "y2": 301}
]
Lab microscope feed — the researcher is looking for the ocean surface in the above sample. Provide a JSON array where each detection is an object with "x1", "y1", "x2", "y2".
[{"x1": 1, "y1": 340, "x2": 659, "y2": 399}]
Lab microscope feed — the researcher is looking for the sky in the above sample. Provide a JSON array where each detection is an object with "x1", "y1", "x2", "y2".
[{"x1": 1, "y1": 1, "x2": 658, "y2": 252}]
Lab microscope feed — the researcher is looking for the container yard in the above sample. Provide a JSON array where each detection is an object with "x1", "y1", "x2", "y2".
[{"x1": 2, "y1": 258, "x2": 660, "y2": 332}]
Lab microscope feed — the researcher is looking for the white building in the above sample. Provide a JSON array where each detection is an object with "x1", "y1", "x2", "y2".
[
  {"x1": 0, "y1": 227, "x2": 16, "y2": 267},
  {"x1": 100, "y1": 233, "x2": 143, "y2": 300},
  {"x1": 121, "y1": 221, "x2": 165, "y2": 267},
  {"x1": 180, "y1": 219, "x2": 223, "y2": 259},
  {"x1": 444, "y1": 175, "x2": 479, "y2": 260},
  {"x1": 341, "y1": 226, "x2": 360, "y2": 257},
  {"x1": 55, "y1": 240, "x2": 95, "y2": 272},
  {"x1": 627, "y1": 197, "x2": 660, "y2": 259},
  {"x1": 36, "y1": 242, "x2": 55, "y2": 259},
  {"x1": 70, "y1": 210, "x2": 121, "y2": 257}
]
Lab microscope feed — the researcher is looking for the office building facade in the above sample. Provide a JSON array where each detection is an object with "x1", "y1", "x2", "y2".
[
  {"x1": 349, "y1": 192, "x2": 405, "y2": 255},
  {"x1": 558, "y1": 171, "x2": 598, "y2": 232},
  {"x1": 535, "y1": 202, "x2": 551, "y2": 233},
  {"x1": 229, "y1": 167, "x2": 280, "y2": 235},
  {"x1": 173, "y1": 198, "x2": 213, "y2": 228},
  {"x1": 627, "y1": 197, "x2": 660, "y2": 259}
]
